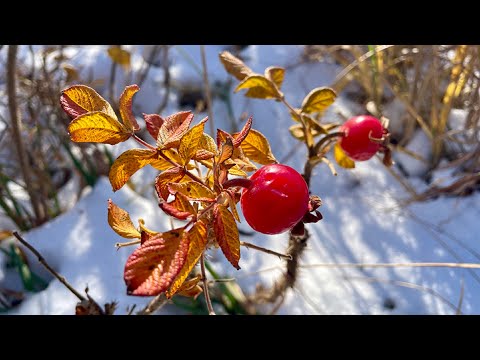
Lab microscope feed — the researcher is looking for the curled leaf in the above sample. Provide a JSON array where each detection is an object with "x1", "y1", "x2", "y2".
[
  {"x1": 219, "y1": 51, "x2": 254, "y2": 81},
  {"x1": 301, "y1": 87, "x2": 337, "y2": 114},
  {"x1": 107, "y1": 200, "x2": 141, "y2": 239},
  {"x1": 159, "y1": 192, "x2": 195, "y2": 220},
  {"x1": 176, "y1": 275, "x2": 203, "y2": 299},
  {"x1": 60, "y1": 85, "x2": 117, "y2": 119},
  {"x1": 68, "y1": 111, "x2": 130, "y2": 145},
  {"x1": 334, "y1": 143, "x2": 355, "y2": 169},
  {"x1": 240, "y1": 129, "x2": 277, "y2": 165},
  {"x1": 124, "y1": 229, "x2": 189, "y2": 296},
  {"x1": 235, "y1": 75, "x2": 281, "y2": 99},
  {"x1": 218, "y1": 137, "x2": 234, "y2": 165},
  {"x1": 119, "y1": 85, "x2": 140, "y2": 132},
  {"x1": 143, "y1": 113, "x2": 164, "y2": 140},
  {"x1": 213, "y1": 204, "x2": 240, "y2": 270},
  {"x1": 232, "y1": 116, "x2": 252, "y2": 147},
  {"x1": 265, "y1": 66, "x2": 285, "y2": 89},
  {"x1": 155, "y1": 167, "x2": 186, "y2": 201},
  {"x1": 166, "y1": 221, "x2": 207, "y2": 298}
]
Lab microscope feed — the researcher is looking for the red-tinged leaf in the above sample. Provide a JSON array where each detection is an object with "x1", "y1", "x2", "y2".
[
  {"x1": 166, "y1": 221, "x2": 208, "y2": 298},
  {"x1": 143, "y1": 113, "x2": 164, "y2": 140},
  {"x1": 107, "y1": 199, "x2": 141, "y2": 239},
  {"x1": 67, "y1": 111, "x2": 130, "y2": 145},
  {"x1": 159, "y1": 192, "x2": 195, "y2": 220},
  {"x1": 124, "y1": 228, "x2": 189, "y2": 296},
  {"x1": 109, "y1": 149, "x2": 157, "y2": 192},
  {"x1": 218, "y1": 137, "x2": 234, "y2": 165},
  {"x1": 157, "y1": 111, "x2": 194, "y2": 149},
  {"x1": 167, "y1": 181, "x2": 216, "y2": 201},
  {"x1": 216, "y1": 128, "x2": 232, "y2": 148},
  {"x1": 60, "y1": 85, "x2": 117, "y2": 120},
  {"x1": 155, "y1": 167, "x2": 186, "y2": 201},
  {"x1": 178, "y1": 117, "x2": 208, "y2": 165},
  {"x1": 193, "y1": 149, "x2": 215, "y2": 160},
  {"x1": 232, "y1": 116, "x2": 252, "y2": 147},
  {"x1": 213, "y1": 204, "x2": 240, "y2": 269},
  {"x1": 119, "y1": 85, "x2": 140, "y2": 132}
]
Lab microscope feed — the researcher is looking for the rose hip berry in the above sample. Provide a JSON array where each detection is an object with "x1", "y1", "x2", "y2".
[
  {"x1": 338, "y1": 115, "x2": 384, "y2": 161},
  {"x1": 239, "y1": 164, "x2": 309, "y2": 235}
]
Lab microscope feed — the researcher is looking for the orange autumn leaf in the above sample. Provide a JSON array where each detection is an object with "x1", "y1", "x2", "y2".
[
  {"x1": 107, "y1": 199, "x2": 141, "y2": 239},
  {"x1": 124, "y1": 228, "x2": 189, "y2": 296},
  {"x1": 154, "y1": 166, "x2": 186, "y2": 201},
  {"x1": 109, "y1": 149, "x2": 158, "y2": 192},
  {"x1": 178, "y1": 117, "x2": 208, "y2": 165},
  {"x1": 240, "y1": 129, "x2": 277, "y2": 165},
  {"x1": 213, "y1": 204, "x2": 240, "y2": 270},
  {"x1": 159, "y1": 192, "x2": 195, "y2": 220},
  {"x1": 60, "y1": 84, "x2": 117, "y2": 119},
  {"x1": 68, "y1": 111, "x2": 130, "y2": 145},
  {"x1": 166, "y1": 220, "x2": 207, "y2": 298},
  {"x1": 119, "y1": 85, "x2": 140, "y2": 132},
  {"x1": 167, "y1": 181, "x2": 216, "y2": 202},
  {"x1": 176, "y1": 275, "x2": 203, "y2": 299},
  {"x1": 157, "y1": 111, "x2": 194, "y2": 150}
]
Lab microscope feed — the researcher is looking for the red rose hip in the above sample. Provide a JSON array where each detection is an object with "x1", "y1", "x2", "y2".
[
  {"x1": 338, "y1": 115, "x2": 384, "y2": 161},
  {"x1": 240, "y1": 164, "x2": 309, "y2": 235}
]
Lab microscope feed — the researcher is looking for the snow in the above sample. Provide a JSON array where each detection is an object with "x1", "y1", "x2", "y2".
[{"x1": 2, "y1": 45, "x2": 480, "y2": 314}]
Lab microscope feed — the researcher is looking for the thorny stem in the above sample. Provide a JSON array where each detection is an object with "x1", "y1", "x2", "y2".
[
  {"x1": 200, "y1": 45, "x2": 215, "y2": 137},
  {"x1": 241, "y1": 241, "x2": 292, "y2": 261},
  {"x1": 12, "y1": 231, "x2": 86, "y2": 301},
  {"x1": 200, "y1": 253, "x2": 215, "y2": 315}
]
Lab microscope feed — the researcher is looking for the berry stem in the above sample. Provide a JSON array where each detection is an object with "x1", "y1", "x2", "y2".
[
  {"x1": 313, "y1": 131, "x2": 345, "y2": 155},
  {"x1": 222, "y1": 177, "x2": 253, "y2": 190}
]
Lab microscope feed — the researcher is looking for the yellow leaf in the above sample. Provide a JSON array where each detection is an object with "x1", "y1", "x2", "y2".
[
  {"x1": 166, "y1": 221, "x2": 208, "y2": 298},
  {"x1": 241, "y1": 129, "x2": 277, "y2": 165},
  {"x1": 218, "y1": 137, "x2": 234, "y2": 165},
  {"x1": 301, "y1": 87, "x2": 337, "y2": 114},
  {"x1": 0, "y1": 230, "x2": 13, "y2": 242},
  {"x1": 334, "y1": 143, "x2": 355, "y2": 169},
  {"x1": 168, "y1": 181, "x2": 215, "y2": 200},
  {"x1": 179, "y1": 117, "x2": 207, "y2": 165},
  {"x1": 159, "y1": 192, "x2": 195, "y2": 220},
  {"x1": 214, "y1": 204, "x2": 240, "y2": 269},
  {"x1": 150, "y1": 150, "x2": 183, "y2": 171},
  {"x1": 176, "y1": 275, "x2": 203, "y2": 299},
  {"x1": 234, "y1": 75, "x2": 281, "y2": 99},
  {"x1": 108, "y1": 47, "x2": 131, "y2": 69},
  {"x1": 224, "y1": 160, "x2": 248, "y2": 177},
  {"x1": 68, "y1": 111, "x2": 130, "y2": 145},
  {"x1": 265, "y1": 66, "x2": 285, "y2": 89},
  {"x1": 62, "y1": 64, "x2": 79, "y2": 83},
  {"x1": 119, "y1": 85, "x2": 140, "y2": 132},
  {"x1": 226, "y1": 191, "x2": 240, "y2": 222},
  {"x1": 107, "y1": 199, "x2": 141, "y2": 239},
  {"x1": 219, "y1": 51, "x2": 254, "y2": 81},
  {"x1": 124, "y1": 228, "x2": 189, "y2": 296},
  {"x1": 109, "y1": 149, "x2": 157, "y2": 192},
  {"x1": 61, "y1": 85, "x2": 117, "y2": 119}
]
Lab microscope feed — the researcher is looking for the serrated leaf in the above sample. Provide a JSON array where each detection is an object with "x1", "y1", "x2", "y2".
[
  {"x1": 193, "y1": 133, "x2": 217, "y2": 160},
  {"x1": 109, "y1": 149, "x2": 157, "y2": 192},
  {"x1": 143, "y1": 113, "x2": 164, "y2": 140},
  {"x1": 234, "y1": 75, "x2": 281, "y2": 99},
  {"x1": 219, "y1": 51, "x2": 253, "y2": 81},
  {"x1": 60, "y1": 85, "x2": 117, "y2": 120},
  {"x1": 265, "y1": 66, "x2": 285, "y2": 89},
  {"x1": 166, "y1": 221, "x2": 207, "y2": 298},
  {"x1": 149, "y1": 150, "x2": 184, "y2": 171},
  {"x1": 214, "y1": 204, "x2": 240, "y2": 269},
  {"x1": 108, "y1": 47, "x2": 131, "y2": 69},
  {"x1": 155, "y1": 167, "x2": 186, "y2": 201},
  {"x1": 241, "y1": 129, "x2": 277, "y2": 165},
  {"x1": 179, "y1": 117, "x2": 208, "y2": 165},
  {"x1": 124, "y1": 228, "x2": 189, "y2": 296},
  {"x1": 334, "y1": 143, "x2": 355, "y2": 169},
  {"x1": 107, "y1": 199, "x2": 141, "y2": 239},
  {"x1": 232, "y1": 116, "x2": 252, "y2": 147},
  {"x1": 68, "y1": 111, "x2": 130, "y2": 145},
  {"x1": 301, "y1": 87, "x2": 337, "y2": 114},
  {"x1": 157, "y1": 111, "x2": 194, "y2": 150},
  {"x1": 119, "y1": 85, "x2": 140, "y2": 132},
  {"x1": 224, "y1": 160, "x2": 248, "y2": 177},
  {"x1": 159, "y1": 192, "x2": 195, "y2": 220},
  {"x1": 168, "y1": 181, "x2": 215, "y2": 200},
  {"x1": 218, "y1": 137, "x2": 234, "y2": 165}
]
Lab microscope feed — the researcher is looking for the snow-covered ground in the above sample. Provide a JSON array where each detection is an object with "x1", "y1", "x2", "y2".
[{"x1": 1, "y1": 45, "x2": 479, "y2": 314}]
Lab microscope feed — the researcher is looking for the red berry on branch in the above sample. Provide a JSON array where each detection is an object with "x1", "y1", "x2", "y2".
[
  {"x1": 240, "y1": 164, "x2": 310, "y2": 235},
  {"x1": 338, "y1": 115, "x2": 384, "y2": 161}
]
